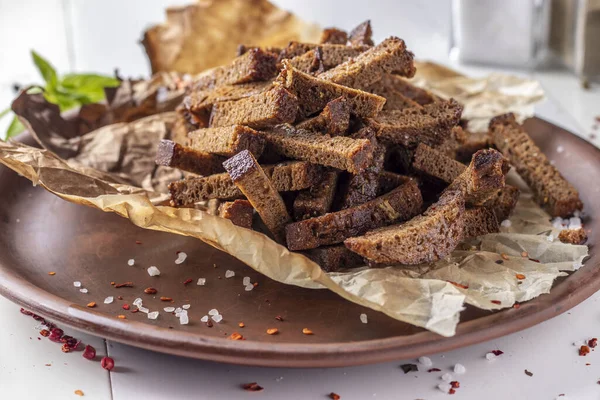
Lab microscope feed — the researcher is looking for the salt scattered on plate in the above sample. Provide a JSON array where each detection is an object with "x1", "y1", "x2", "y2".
[
  {"x1": 454, "y1": 363, "x2": 466, "y2": 374},
  {"x1": 441, "y1": 373, "x2": 453, "y2": 382},
  {"x1": 148, "y1": 311, "x2": 159, "y2": 320},
  {"x1": 557, "y1": 145, "x2": 564, "y2": 153},
  {"x1": 175, "y1": 252, "x2": 187, "y2": 265},
  {"x1": 437, "y1": 383, "x2": 452, "y2": 393},
  {"x1": 500, "y1": 219, "x2": 511, "y2": 228},
  {"x1": 208, "y1": 308, "x2": 219, "y2": 316},
  {"x1": 211, "y1": 314, "x2": 223, "y2": 323},
  {"x1": 138, "y1": 306, "x2": 149, "y2": 314},
  {"x1": 79, "y1": 288, "x2": 88, "y2": 294},
  {"x1": 127, "y1": 259, "x2": 135, "y2": 266},
  {"x1": 225, "y1": 270, "x2": 235, "y2": 278},
  {"x1": 360, "y1": 313, "x2": 368, "y2": 324},
  {"x1": 242, "y1": 277, "x2": 251, "y2": 286},
  {"x1": 200, "y1": 315, "x2": 209, "y2": 322},
  {"x1": 104, "y1": 296, "x2": 114, "y2": 304},
  {"x1": 418, "y1": 356, "x2": 432, "y2": 367},
  {"x1": 245, "y1": 284, "x2": 254, "y2": 291},
  {"x1": 147, "y1": 266, "x2": 160, "y2": 276},
  {"x1": 164, "y1": 307, "x2": 175, "y2": 313},
  {"x1": 182, "y1": 304, "x2": 191, "y2": 310},
  {"x1": 197, "y1": 278, "x2": 206, "y2": 286},
  {"x1": 485, "y1": 352, "x2": 496, "y2": 360},
  {"x1": 179, "y1": 313, "x2": 189, "y2": 325},
  {"x1": 73, "y1": 281, "x2": 82, "y2": 288},
  {"x1": 133, "y1": 298, "x2": 143, "y2": 307}
]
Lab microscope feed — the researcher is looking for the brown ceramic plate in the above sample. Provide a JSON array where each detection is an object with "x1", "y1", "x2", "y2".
[{"x1": 0, "y1": 117, "x2": 597, "y2": 368}]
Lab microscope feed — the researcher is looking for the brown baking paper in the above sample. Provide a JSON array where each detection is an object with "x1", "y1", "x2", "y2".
[{"x1": 0, "y1": 91, "x2": 588, "y2": 337}]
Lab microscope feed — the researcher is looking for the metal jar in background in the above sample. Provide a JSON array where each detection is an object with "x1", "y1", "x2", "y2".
[
  {"x1": 549, "y1": 0, "x2": 600, "y2": 82},
  {"x1": 450, "y1": 0, "x2": 551, "y2": 69}
]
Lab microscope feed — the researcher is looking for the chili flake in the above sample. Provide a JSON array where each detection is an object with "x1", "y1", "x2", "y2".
[
  {"x1": 160, "y1": 297, "x2": 173, "y2": 302},
  {"x1": 329, "y1": 393, "x2": 341, "y2": 400},
  {"x1": 275, "y1": 315, "x2": 284, "y2": 321},
  {"x1": 491, "y1": 300, "x2": 502, "y2": 305},
  {"x1": 266, "y1": 328, "x2": 279, "y2": 335},
  {"x1": 495, "y1": 260, "x2": 504, "y2": 264},
  {"x1": 135, "y1": 240, "x2": 142, "y2": 244},
  {"x1": 144, "y1": 287, "x2": 157, "y2": 294},
  {"x1": 513, "y1": 303, "x2": 521, "y2": 309},
  {"x1": 492, "y1": 350, "x2": 504, "y2": 356},
  {"x1": 448, "y1": 281, "x2": 469, "y2": 289},
  {"x1": 449, "y1": 388, "x2": 456, "y2": 395},
  {"x1": 521, "y1": 251, "x2": 528, "y2": 258},
  {"x1": 229, "y1": 332, "x2": 244, "y2": 340},
  {"x1": 302, "y1": 328, "x2": 314, "y2": 335},
  {"x1": 238, "y1": 322, "x2": 245, "y2": 328},
  {"x1": 61, "y1": 343, "x2": 71, "y2": 353},
  {"x1": 86, "y1": 302, "x2": 96, "y2": 308},
  {"x1": 579, "y1": 345, "x2": 591, "y2": 356},
  {"x1": 74, "y1": 390, "x2": 84, "y2": 396},
  {"x1": 183, "y1": 278, "x2": 193, "y2": 285},
  {"x1": 117, "y1": 315, "x2": 126, "y2": 320},
  {"x1": 48, "y1": 271, "x2": 56, "y2": 276},
  {"x1": 428, "y1": 368, "x2": 441, "y2": 372},
  {"x1": 524, "y1": 369, "x2": 533, "y2": 377},
  {"x1": 115, "y1": 282, "x2": 133, "y2": 288},
  {"x1": 450, "y1": 381, "x2": 460, "y2": 388},
  {"x1": 242, "y1": 382, "x2": 264, "y2": 392},
  {"x1": 501, "y1": 253, "x2": 509, "y2": 260},
  {"x1": 589, "y1": 338, "x2": 598, "y2": 348},
  {"x1": 516, "y1": 274, "x2": 526, "y2": 280},
  {"x1": 110, "y1": 282, "x2": 115, "y2": 286},
  {"x1": 122, "y1": 304, "x2": 130, "y2": 310}
]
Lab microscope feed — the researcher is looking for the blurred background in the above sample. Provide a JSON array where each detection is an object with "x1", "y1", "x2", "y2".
[{"x1": 0, "y1": 0, "x2": 598, "y2": 137}]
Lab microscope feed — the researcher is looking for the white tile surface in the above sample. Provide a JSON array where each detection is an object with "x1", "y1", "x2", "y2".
[{"x1": 0, "y1": 296, "x2": 112, "y2": 400}]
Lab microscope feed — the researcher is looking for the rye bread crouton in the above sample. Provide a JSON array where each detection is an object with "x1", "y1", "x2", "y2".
[
  {"x1": 218, "y1": 199, "x2": 254, "y2": 229},
  {"x1": 169, "y1": 161, "x2": 320, "y2": 206},
  {"x1": 379, "y1": 74, "x2": 438, "y2": 105},
  {"x1": 287, "y1": 45, "x2": 368, "y2": 73},
  {"x1": 285, "y1": 178, "x2": 423, "y2": 250},
  {"x1": 319, "y1": 28, "x2": 349, "y2": 45},
  {"x1": 188, "y1": 125, "x2": 265, "y2": 157},
  {"x1": 156, "y1": 140, "x2": 225, "y2": 176},
  {"x1": 463, "y1": 207, "x2": 500, "y2": 239},
  {"x1": 295, "y1": 96, "x2": 351, "y2": 136},
  {"x1": 366, "y1": 79, "x2": 422, "y2": 111},
  {"x1": 302, "y1": 244, "x2": 364, "y2": 272},
  {"x1": 209, "y1": 86, "x2": 299, "y2": 129},
  {"x1": 223, "y1": 150, "x2": 291, "y2": 242},
  {"x1": 489, "y1": 113, "x2": 583, "y2": 217},
  {"x1": 318, "y1": 37, "x2": 416, "y2": 90},
  {"x1": 293, "y1": 171, "x2": 340, "y2": 220},
  {"x1": 344, "y1": 190, "x2": 465, "y2": 264},
  {"x1": 277, "y1": 60, "x2": 386, "y2": 118},
  {"x1": 348, "y1": 20, "x2": 374, "y2": 46}
]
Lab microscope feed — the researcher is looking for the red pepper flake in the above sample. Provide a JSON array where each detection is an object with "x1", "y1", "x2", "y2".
[
  {"x1": 529, "y1": 258, "x2": 540, "y2": 263},
  {"x1": 135, "y1": 240, "x2": 142, "y2": 244},
  {"x1": 122, "y1": 304, "x2": 130, "y2": 310},
  {"x1": 253, "y1": 282, "x2": 259, "y2": 287},
  {"x1": 450, "y1": 381, "x2": 460, "y2": 388},
  {"x1": 100, "y1": 356, "x2": 115, "y2": 371},
  {"x1": 131, "y1": 308, "x2": 139, "y2": 313},
  {"x1": 516, "y1": 274, "x2": 526, "y2": 280},
  {"x1": 428, "y1": 368, "x2": 441, "y2": 372},
  {"x1": 144, "y1": 287, "x2": 157, "y2": 294},
  {"x1": 117, "y1": 296, "x2": 123, "y2": 300},
  {"x1": 492, "y1": 350, "x2": 504, "y2": 356},
  {"x1": 242, "y1": 382, "x2": 264, "y2": 392},
  {"x1": 40, "y1": 329, "x2": 50, "y2": 337},
  {"x1": 160, "y1": 297, "x2": 173, "y2": 302},
  {"x1": 513, "y1": 303, "x2": 521, "y2": 309},
  {"x1": 449, "y1": 388, "x2": 456, "y2": 395},
  {"x1": 589, "y1": 338, "x2": 598, "y2": 348},
  {"x1": 524, "y1": 369, "x2": 533, "y2": 377},
  {"x1": 48, "y1": 271, "x2": 56, "y2": 276},
  {"x1": 61, "y1": 343, "x2": 71, "y2": 353},
  {"x1": 586, "y1": 363, "x2": 591, "y2": 366},
  {"x1": 329, "y1": 393, "x2": 341, "y2": 400},
  {"x1": 74, "y1": 390, "x2": 84, "y2": 396},
  {"x1": 110, "y1": 282, "x2": 115, "y2": 286},
  {"x1": 86, "y1": 302, "x2": 96, "y2": 308},
  {"x1": 579, "y1": 345, "x2": 591, "y2": 356},
  {"x1": 448, "y1": 281, "x2": 469, "y2": 289},
  {"x1": 82, "y1": 345, "x2": 96, "y2": 360},
  {"x1": 183, "y1": 278, "x2": 193, "y2": 285},
  {"x1": 302, "y1": 328, "x2": 314, "y2": 335},
  {"x1": 117, "y1": 315, "x2": 126, "y2": 320},
  {"x1": 238, "y1": 322, "x2": 245, "y2": 328},
  {"x1": 206, "y1": 320, "x2": 214, "y2": 327},
  {"x1": 501, "y1": 253, "x2": 509, "y2": 260},
  {"x1": 115, "y1": 282, "x2": 134, "y2": 288},
  {"x1": 520, "y1": 251, "x2": 528, "y2": 258},
  {"x1": 266, "y1": 328, "x2": 279, "y2": 335},
  {"x1": 275, "y1": 315, "x2": 284, "y2": 322},
  {"x1": 229, "y1": 332, "x2": 244, "y2": 340},
  {"x1": 491, "y1": 300, "x2": 502, "y2": 305}
]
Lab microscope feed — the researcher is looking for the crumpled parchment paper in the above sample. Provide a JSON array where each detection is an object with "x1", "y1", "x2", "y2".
[{"x1": 0, "y1": 91, "x2": 587, "y2": 337}]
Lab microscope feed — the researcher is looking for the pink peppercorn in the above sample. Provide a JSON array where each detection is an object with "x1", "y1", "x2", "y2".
[
  {"x1": 82, "y1": 345, "x2": 96, "y2": 360},
  {"x1": 100, "y1": 356, "x2": 115, "y2": 371}
]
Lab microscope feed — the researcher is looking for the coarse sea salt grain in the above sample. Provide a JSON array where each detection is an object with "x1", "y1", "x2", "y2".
[
  {"x1": 569, "y1": 217, "x2": 582, "y2": 229},
  {"x1": 175, "y1": 252, "x2": 187, "y2": 265},
  {"x1": 437, "y1": 383, "x2": 452, "y2": 393},
  {"x1": 208, "y1": 308, "x2": 219, "y2": 316},
  {"x1": 79, "y1": 288, "x2": 88, "y2": 294},
  {"x1": 242, "y1": 277, "x2": 251, "y2": 286},
  {"x1": 485, "y1": 352, "x2": 496, "y2": 360},
  {"x1": 127, "y1": 259, "x2": 135, "y2": 266},
  {"x1": 179, "y1": 313, "x2": 189, "y2": 325},
  {"x1": 245, "y1": 284, "x2": 254, "y2": 291},
  {"x1": 211, "y1": 314, "x2": 223, "y2": 323},
  {"x1": 133, "y1": 298, "x2": 143, "y2": 307},
  {"x1": 73, "y1": 281, "x2": 82, "y2": 288},
  {"x1": 139, "y1": 306, "x2": 150, "y2": 314},
  {"x1": 418, "y1": 356, "x2": 432, "y2": 367},
  {"x1": 147, "y1": 266, "x2": 160, "y2": 277},
  {"x1": 454, "y1": 364, "x2": 466, "y2": 374},
  {"x1": 360, "y1": 313, "x2": 368, "y2": 324},
  {"x1": 147, "y1": 311, "x2": 159, "y2": 320},
  {"x1": 500, "y1": 219, "x2": 511, "y2": 228},
  {"x1": 200, "y1": 315, "x2": 209, "y2": 323},
  {"x1": 104, "y1": 296, "x2": 114, "y2": 304},
  {"x1": 164, "y1": 307, "x2": 175, "y2": 313},
  {"x1": 557, "y1": 145, "x2": 564, "y2": 153},
  {"x1": 547, "y1": 234, "x2": 555, "y2": 242},
  {"x1": 182, "y1": 304, "x2": 191, "y2": 310},
  {"x1": 225, "y1": 270, "x2": 235, "y2": 278},
  {"x1": 197, "y1": 278, "x2": 206, "y2": 286},
  {"x1": 441, "y1": 373, "x2": 453, "y2": 382}
]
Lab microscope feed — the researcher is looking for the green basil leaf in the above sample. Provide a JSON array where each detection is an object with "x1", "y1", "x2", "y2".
[
  {"x1": 6, "y1": 116, "x2": 25, "y2": 139},
  {"x1": 43, "y1": 90, "x2": 81, "y2": 112},
  {"x1": 0, "y1": 107, "x2": 11, "y2": 120},
  {"x1": 61, "y1": 73, "x2": 119, "y2": 104},
  {"x1": 31, "y1": 50, "x2": 58, "y2": 89}
]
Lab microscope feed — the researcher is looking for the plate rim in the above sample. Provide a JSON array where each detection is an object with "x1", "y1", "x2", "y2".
[{"x1": 0, "y1": 117, "x2": 598, "y2": 368}]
